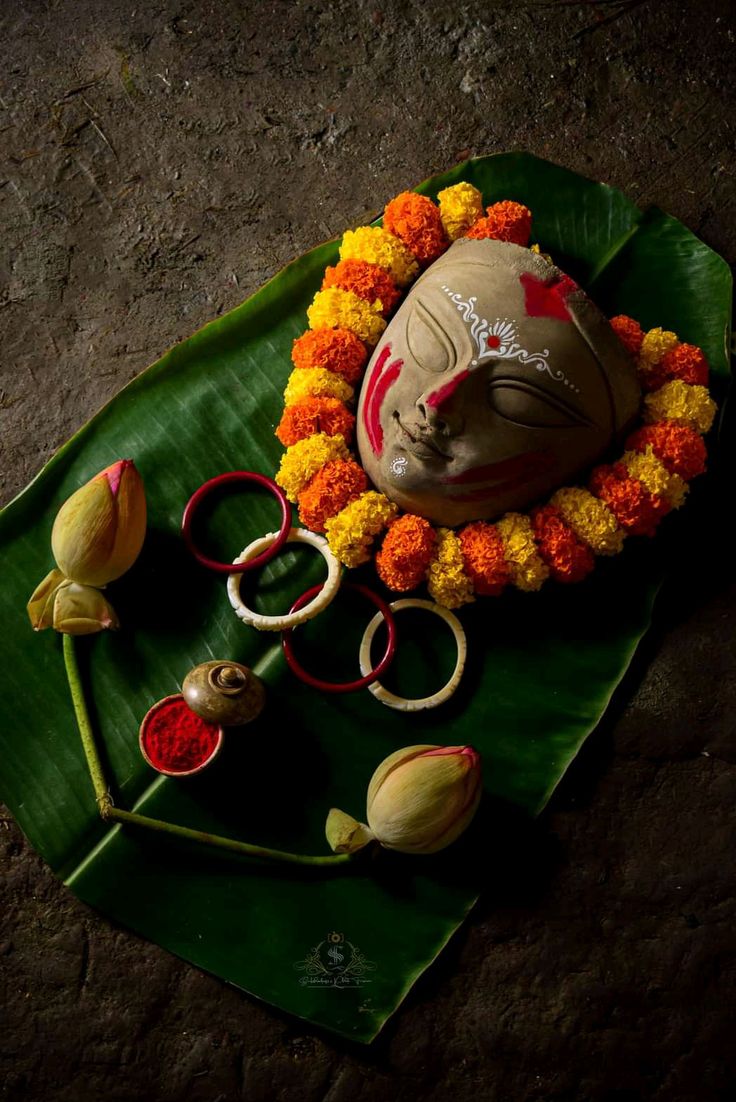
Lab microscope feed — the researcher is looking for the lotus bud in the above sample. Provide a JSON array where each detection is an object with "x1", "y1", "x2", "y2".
[
  {"x1": 51, "y1": 580, "x2": 120, "y2": 635},
  {"x1": 325, "y1": 808, "x2": 375, "y2": 855},
  {"x1": 27, "y1": 570, "x2": 119, "y2": 635},
  {"x1": 27, "y1": 568, "x2": 68, "y2": 631},
  {"x1": 51, "y1": 459, "x2": 147, "y2": 587},
  {"x1": 325, "y1": 743, "x2": 482, "y2": 856}
]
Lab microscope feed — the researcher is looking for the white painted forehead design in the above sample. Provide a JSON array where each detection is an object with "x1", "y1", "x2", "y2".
[{"x1": 440, "y1": 284, "x2": 581, "y2": 394}]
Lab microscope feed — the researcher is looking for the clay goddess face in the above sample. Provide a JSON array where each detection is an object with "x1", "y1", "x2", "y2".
[{"x1": 356, "y1": 238, "x2": 641, "y2": 527}]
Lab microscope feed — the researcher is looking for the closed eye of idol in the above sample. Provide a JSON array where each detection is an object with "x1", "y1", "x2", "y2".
[{"x1": 356, "y1": 238, "x2": 642, "y2": 527}]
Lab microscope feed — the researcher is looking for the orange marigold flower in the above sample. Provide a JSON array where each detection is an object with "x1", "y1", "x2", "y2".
[
  {"x1": 589, "y1": 463, "x2": 670, "y2": 537},
  {"x1": 291, "y1": 328, "x2": 368, "y2": 385},
  {"x1": 376, "y1": 514, "x2": 436, "y2": 592},
  {"x1": 610, "y1": 315, "x2": 644, "y2": 357},
  {"x1": 465, "y1": 201, "x2": 532, "y2": 247},
  {"x1": 530, "y1": 504, "x2": 595, "y2": 584},
  {"x1": 321, "y1": 259, "x2": 401, "y2": 317},
  {"x1": 275, "y1": 397, "x2": 355, "y2": 447},
  {"x1": 383, "y1": 191, "x2": 449, "y2": 267},
  {"x1": 458, "y1": 521, "x2": 510, "y2": 596},
  {"x1": 625, "y1": 421, "x2": 707, "y2": 481},
  {"x1": 297, "y1": 459, "x2": 368, "y2": 532},
  {"x1": 642, "y1": 342, "x2": 710, "y2": 392}
]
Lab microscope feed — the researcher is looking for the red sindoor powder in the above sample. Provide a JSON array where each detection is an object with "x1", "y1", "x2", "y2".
[{"x1": 141, "y1": 695, "x2": 221, "y2": 773}]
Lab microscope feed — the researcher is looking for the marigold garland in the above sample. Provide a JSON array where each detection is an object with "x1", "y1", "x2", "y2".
[
  {"x1": 324, "y1": 491, "x2": 398, "y2": 569},
  {"x1": 660, "y1": 343, "x2": 709, "y2": 386},
  {"x1": 530, "y1": 505, "x2": 595, "y2": 584},
  {"x1": 458, "y1": 521, "x2": 510, "y2": 596},
  {"x1": 291, "y1": 328, "x2": 367, "y2": 384},
  {"x1": 588, "y1": 463, "x2": 670, "y2": 538},
  {"x1": 276, "y1": 396, "x2": 354, "y2": 447},
  {"x1": 321, "y1": 259, "x2": 401, "y2": 317},
  {"x1": 621, "y1": 447, "x2": 687, "y2": 509},
  {"x1": 297, "y1": 459, "x2": 368, "y2": 532},
  {"x1": 551, "y1": 487, "x2": 625, "y2": 556},
  {"x1": 271, "y1": 182, "x2": 717, "y2": 609},
  {"x1": 276, "y1": 433, "x2": 350, "y2": 502},
  {"x1": 437, "y1": 182, "x2": 484, "y2": 241},
  {"x1": 642, "y1": 343, "x2": 710, "y2": 392},
  {"x1": 339, "y1": 227, "x2": 419, "y2": 286},
  {"x1": 625, "y1": 422, "x2": 707, "y2": 481},
  {"x1": 283, "y1": 367, "x2": 354, "y2": 407},
  {"x1": 426, "y1": 528, "x2": 475, "y2": 609},
  {"x1": 307, "y1": 288, "x2": 386, "y2": 347},
  {"x1": 496, "y1": 512, "x2": 550, "y2": 592},
  {"x1": 383, "y1": 191, "x2": 449, "y2": 266},
  {"x1": 464, "y1": 200, "x2": 532, "y2": 247},
  {"x1": 610, "y1": 315, "x2": 644, "y2": 357},
  {"x1": 638, "y1": 327, "x2": 679, "y2": 369},
  {"x1": 376, "y1": 514, "x2": 437, "y2": 592},
  {"x1": 643, "y1": 379, "x2": 716, "y2": 434}
]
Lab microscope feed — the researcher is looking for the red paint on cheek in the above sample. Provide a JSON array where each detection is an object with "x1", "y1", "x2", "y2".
[
  {"x1": 427, "y1": 369, "x2": 470, "y2": 410},
  {"x1": 449, "y1": 452, "x2": 553, "y2": 502},
  {"x1": 367, "y1": 361, "x2": 402, "y2": 455},
  {"x1": 442, "y1": 450, "x2": 550, "y2": 486},
  {"x1": 361, "y1": 344, "x2": 392, "y2": 419},
  {"x1": 362, "y1": 343, "x2": 403, "y2": 456},
  {"x1": 520, "y1": 272, "x2": 577, "y2": 322}
]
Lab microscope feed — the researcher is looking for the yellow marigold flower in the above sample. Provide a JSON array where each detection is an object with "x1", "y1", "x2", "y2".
[
  {"x1": 307, "y1": 288, "x2": 387, "y2": 348},
  {"x1": 638, "y1": 327, "x2": 679, "y2": 370},
  {"x1": 643, "y1": 380, "x2": 717, "y2": 435},
  {"x1": 496, "y1": 512, "x2": 549, "y2": 592},
  {"x1": 622, "y1": 447, "x2": 688, "y2": 509},
  {"x1": 426, "y1": 528, "x2": 475, "y2": 609},
  {"x1": 325, "y1": 491, "x2": 398, "y2": 567},
  {"x1": 339, "y1": 227, "x2": 419, "y2": 287},
  {"x1": 283, "y1": 367, "x2": 353, "y2": 407},
  {"x1": 551, "y1": 487, "x2": 625, "y2": 556},
  {"x1": 437, "y1": 182, "x2": 484, "y2": 241},
  {"x1": 276, "y1": 433, "x2": 349, "y2": 502},
  {"x1": 530, "y1": 242, "x2": 554, "y2": 264}
]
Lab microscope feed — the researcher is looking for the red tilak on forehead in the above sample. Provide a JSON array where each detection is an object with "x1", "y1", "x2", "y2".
[{"x1": 520, "y1": 271, "x2": 577, "y2": 322}]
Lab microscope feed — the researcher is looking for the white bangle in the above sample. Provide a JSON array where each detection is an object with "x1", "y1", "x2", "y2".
[
  {"x1": 227, "y1": 527, "x2": 342, "y2": 632},
  {"x1": 358, "y1": 598, "x2": 467, "y2": 711}
]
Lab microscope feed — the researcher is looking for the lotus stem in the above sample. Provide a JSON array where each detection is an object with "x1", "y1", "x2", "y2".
[
  {"x1": 107, "y1": 807, "x2": 350, "y2": 866},
  {"x1": 62, "y1": 634, "x2": 350, "y2": 868},
  {"x1": 63, "y1": 633, "x2": 113, "y2": 817}
]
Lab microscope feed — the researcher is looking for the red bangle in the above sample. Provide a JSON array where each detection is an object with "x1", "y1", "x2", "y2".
[
  {"x1": 182, "y1": 471, "x2": 291, "y2": 575},
  {"x1": 281, "y1": 582, "x2": 397, "y2": 694}
]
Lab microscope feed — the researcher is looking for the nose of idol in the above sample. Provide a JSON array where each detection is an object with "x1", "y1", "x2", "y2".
[{"x1": 355, "y1": 237, "x2": 641, "y2": 528}]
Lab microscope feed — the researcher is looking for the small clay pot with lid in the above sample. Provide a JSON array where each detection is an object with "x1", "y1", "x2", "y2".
[{"x1": 182, "y1": 660, "x2": 266, "y2": 727}]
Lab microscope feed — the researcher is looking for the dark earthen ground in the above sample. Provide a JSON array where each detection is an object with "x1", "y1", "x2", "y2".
[{"x1": 1, "y1": 2, "x2": 735, "y2": 1099}]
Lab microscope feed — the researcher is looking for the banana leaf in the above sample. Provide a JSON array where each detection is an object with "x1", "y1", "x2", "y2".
[{"x1": 0, "y1": 153, "x2": 731, "y2": 1042}]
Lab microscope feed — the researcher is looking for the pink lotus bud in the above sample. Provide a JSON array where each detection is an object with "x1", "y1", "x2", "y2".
[
  {"x1": 50, "y1": 459, "x2": 146, "y2": 587},
  {"x1": 326, "y1": 743, "x2": 482, "y2": 856}
]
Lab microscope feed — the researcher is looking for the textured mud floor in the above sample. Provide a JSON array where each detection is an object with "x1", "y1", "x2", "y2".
[{"x1": 1, "y1": 2, "x2": 735, "y2": 1100}]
